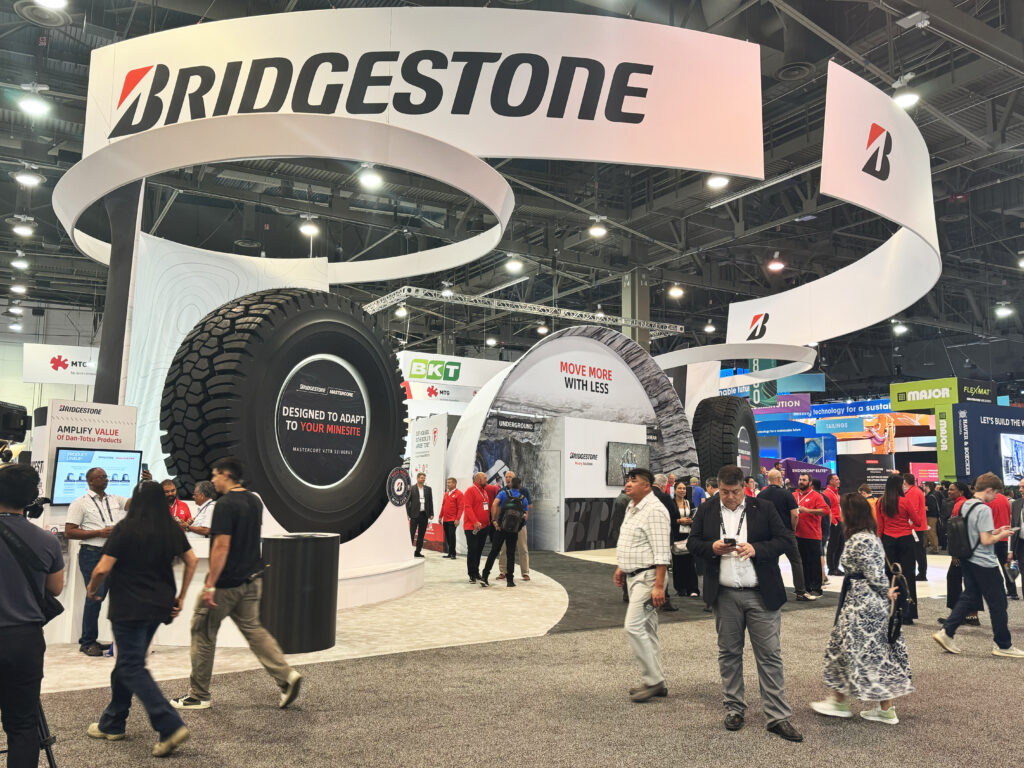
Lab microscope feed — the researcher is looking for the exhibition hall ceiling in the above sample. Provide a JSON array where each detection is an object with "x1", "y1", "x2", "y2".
[{"x1": 0, "y1": 0, "x2": 1022, "y2": 399}]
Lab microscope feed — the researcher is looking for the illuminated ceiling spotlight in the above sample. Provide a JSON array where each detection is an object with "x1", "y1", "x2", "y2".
[
  {"x1": 17, "y1": 83, "x2": 50, "y2": 117},
  {"x1": 505, "y1": 254, "x2": 524, "y2": 273},
  {"x1": 485, "y1": 337, "x2": 497, "y2": 347},
  {"x1": 11, "y1": 285, "x2": 28, "y2": 295},
  {"x1": 892, "y1": 87, "x2": 919, "y2": 109},
  {"x1": 893, "y1": 322, "x2": 909, "y2": 335},
  {"x1": 35, "y1": 0, "x2": 69, "y2": 7},
  {"x1": 767, "y1": 251, "x2": 785, "y2": 271},
  {"x1": 8, "y1": 323, "x2": 23, "y2": 332},
  {"x1": 298, "y1": 215, "x2": 319, "y2": 237},
  {"x1": 440, "y1": 281, "x2": 454, "y2": 298},
  {"x1": 394, "y1": 304, "x2": 408, "y2": 318},
  {"x1": 995, "y1": 302, "x2": 1014, "y2": 319},
  {"x1": 11, "y1": 251, "x2": 29, "y2": 270},
  {"x1": 11, "y1": 215, "x2": 36, "y2": 237},
  {"x1": 588, "y1": 215, "x2": 608, "y2": 238},
  {"x1": 537, "y1": 322, "x2": 549, "y2": 335},
  {"x1": 12, "y1": 168, "x2": 45, "y2": 187},
  {"x1": 706, "y1": 175, "x2": 729, "y2": 189},
  {"x1": 595, "y1": 304, "x2": 605, "y2": 319},
  {"x1": 667, "y1": 284, "x2": 684, "y2": 299},
  {"x1": 359, "y1": 163, "x2": 383, "y2": 190},
  {"x1": 703, "y1": 321, "x2": 716, "y2": 333}
]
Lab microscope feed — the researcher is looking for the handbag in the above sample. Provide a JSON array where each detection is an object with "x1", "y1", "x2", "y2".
[
  {"x1": 885, "y1": 558, "x2": 908, "y2": 644},
  {"x1": 0, "y1": 519, "x2": 65, "y2": 625}
]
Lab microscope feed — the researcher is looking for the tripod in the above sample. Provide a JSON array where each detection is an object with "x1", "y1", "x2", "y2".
[{"x1": 0, "y1": 701, "x2": 57, "y2": 768}]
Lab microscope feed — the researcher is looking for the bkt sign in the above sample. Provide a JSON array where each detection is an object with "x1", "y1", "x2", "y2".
[{"x1": 408, "y1": 359, "x2": 461, "y2": 382}]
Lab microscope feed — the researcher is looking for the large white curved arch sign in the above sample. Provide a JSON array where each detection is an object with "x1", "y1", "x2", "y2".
[
  {"x1": 726, "y1": 62, "x2": 940, "y2": 346},
  {"x1": 53, "y1": 7, "x2": 764, "y2": 282}
]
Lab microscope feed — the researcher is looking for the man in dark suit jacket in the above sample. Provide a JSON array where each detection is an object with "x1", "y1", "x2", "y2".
[
  {"x1": 406, "y1": 472, "x2": 434, "y2": 557},
  {"x1": 1009, "y1": 487, "x2": 1023, "y2": 599},
  {"x1": 687, "y1": 464, "x2": 802, "y2": 743}
]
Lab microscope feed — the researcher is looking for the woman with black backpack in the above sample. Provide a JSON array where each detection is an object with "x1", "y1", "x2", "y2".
[
  {"x1": 876, "y1": 474, "x2": 924, "y2": 625},
  {"x1": 84, "y1": 481, "x2": 198, "y2": 757}
]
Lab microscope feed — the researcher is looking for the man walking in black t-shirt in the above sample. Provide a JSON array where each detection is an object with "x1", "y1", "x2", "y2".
[
  {"x1": 171, "y1": 458, "x2": 302, "y2": 711},
  {"x1": 759, "y1": 470, "x2": 813, "y2": 601}
]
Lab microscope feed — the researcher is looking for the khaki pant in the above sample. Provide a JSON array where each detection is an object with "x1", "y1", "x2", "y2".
[
  {"x1": 188, "y1": 579, "x2": 292, "y2": 701},
  {"x1": 925, "y1": 517, "x2": 940, "y2": 553},
  {"x1": 498, "y1": 526, "x2": 529, "y2": 575}
]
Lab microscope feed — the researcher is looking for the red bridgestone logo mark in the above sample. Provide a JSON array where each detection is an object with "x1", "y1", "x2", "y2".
[
  {"x1": 118, "y1": 65, "x2": 154, "y2": 108},
  {"x1": 50, "y1": 355, "x2": 69, "y2": 371}
]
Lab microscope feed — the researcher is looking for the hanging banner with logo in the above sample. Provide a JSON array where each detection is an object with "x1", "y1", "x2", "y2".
[
  {"x1": 726, "y1": 62, "x2": 940, "y2": 346},
  {"x1": 889, "y1": 378, "x2": 970, "y2": 479},
  {"x1": 408, "y1": 412, "x2": 448, "y2": 547},
  {"x1": 953, "y1": 402, "x2": 1024, "y2": 484},
  {"x1": 748, "y1": 359, "x2": 777, "y2": 407},
  {"x1": 816, "y1": 417, "x2": 865, "y2": 434},
  {"x1": 810, "y1": 398, "x2": 891, "y2": 418},
  {"x1": 751, "y1": 393, "x2": 811, "y2": 417},
  {"x1": 22, "y1": 344, "x2": 99, "y2": 385}
]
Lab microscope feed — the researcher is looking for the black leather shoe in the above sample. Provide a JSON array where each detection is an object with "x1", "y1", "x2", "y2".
[
  {"x1": 724, "y1": 713, "x2": 744, "y2": 731},
  {"x1": 965, "y1": 616, "x2": 981, "y2": 626},
  {"x1": 703, "y1": 605, "x2": 713, "y2": 613},
  {"x1": 414, "y1": 552, "x2": 424, "y2": 558},
  {"x1": 661, "y1": 602, "x2": 679, "y2": 612},
  {"x1": 629, "y1": 683, "x2": 668, "y2": 697},
  {"x1": 915, "y1": 575, "x2": 927, "y2": 581},
  {"x1": 767, "y1": 720, "x2": 803, "y2": 742}
]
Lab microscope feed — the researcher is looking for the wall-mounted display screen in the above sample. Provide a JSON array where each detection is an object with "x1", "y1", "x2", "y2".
[
  {"x1": 1001, "y1": 433, "x2": 1024, "y2": 485},
  {"x1": 606, "y1": 442, "x2": 650, "y2": 486},
  {"x1": 51, "y1": 448, "x2": 142, "y2": 505}
]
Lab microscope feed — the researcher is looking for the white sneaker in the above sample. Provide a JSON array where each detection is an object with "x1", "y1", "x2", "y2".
[
  {"x1": 810, "y1": 698, "x2": 853, "y2": 718},
  {"x1": 932, "y1": 630, "x2": 962, "y2": 654},
  {"x1": 992, "y1": 644, "x2": 1024, "y2": 658},
  {"x1": 279, "y1": 669, "x2": 303, "y2": 708},
  {"x1": 860, "y1": 706, "x2": 899, "y2": 725}
]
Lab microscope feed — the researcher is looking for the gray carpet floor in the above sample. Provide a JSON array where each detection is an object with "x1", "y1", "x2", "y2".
[{"x1": 34, "y1": 591, "x2": 1023, "y2": 767}]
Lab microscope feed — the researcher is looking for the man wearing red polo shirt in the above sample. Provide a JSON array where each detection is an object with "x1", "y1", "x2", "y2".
[
  {"x1": 989, "y1": 488, "x2": 1015, "y2": 597},
  {"x1": 439, "y1": 477, "x2": 463, "y2": 560},
  {"x1": 462, "y1": 473, "x2": 492, "y2": 583},
  {"x1": 793, "y1": 473, "x2": 829, "y2": 597},
  {"x1": 902, "y1": 474, "x2": 929, "y2": 581},
  {"x1": 824, "y1": 474, "x2": 844, "y2": 577}
]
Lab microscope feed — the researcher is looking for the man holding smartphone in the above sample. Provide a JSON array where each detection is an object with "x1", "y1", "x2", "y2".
[{"x1": 687, "y1": 465, "x2": 802, "y2": 742}]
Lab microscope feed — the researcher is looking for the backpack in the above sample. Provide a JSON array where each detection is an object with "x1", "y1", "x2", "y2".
[
  {"x1": 499, "y1": 491, "x2": 525, "y2": 533},
  {"x1": 946, "y1": 499, "x2": 983, "y2": 560}
]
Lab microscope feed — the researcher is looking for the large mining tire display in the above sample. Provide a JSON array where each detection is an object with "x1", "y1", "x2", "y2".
[
  {"x1": 691, "y1": 395, "x2": 760, "y2": 482},
  {"x1": 160, "y1": 289, "x2": 404, "y2": 541}
]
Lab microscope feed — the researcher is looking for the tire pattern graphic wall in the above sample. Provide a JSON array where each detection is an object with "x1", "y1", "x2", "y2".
[{"x1": 161, "y1": 289, "x2": 404, "y2": 540}]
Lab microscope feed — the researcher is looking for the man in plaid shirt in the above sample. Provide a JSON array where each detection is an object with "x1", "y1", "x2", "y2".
[{"x1": 613, "y1": 468, "x2": 671, "y2": 702}]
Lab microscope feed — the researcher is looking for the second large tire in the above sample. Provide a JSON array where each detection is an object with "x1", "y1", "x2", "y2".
[
  {"x1": 160, "y1": 289, "x2": 404, "y2": 541},
  {"x1": 690, "y1": 395, "x2": 760, "y2": 483}
]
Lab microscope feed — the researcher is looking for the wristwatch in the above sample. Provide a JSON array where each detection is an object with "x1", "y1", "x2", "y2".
[{"x1": 203, "y1": 586, "x2": 216, "y2": 594}]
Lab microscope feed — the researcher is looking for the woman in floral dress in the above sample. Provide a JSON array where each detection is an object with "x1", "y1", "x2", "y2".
[{"x1": 811, "y1": 493, "x2": 913, "y2": 725}]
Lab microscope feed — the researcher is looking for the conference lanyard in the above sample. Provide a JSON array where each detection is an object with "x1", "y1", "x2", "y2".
[
  {"x1": 796, "y1": 490, "x2": 816, "y2": 509},
  {"x1": 91, "y1": 495, "x2": 112, "y2": 525},
  {"x1": 720, "y1": 505, "x2": 747, "y2": 537}
]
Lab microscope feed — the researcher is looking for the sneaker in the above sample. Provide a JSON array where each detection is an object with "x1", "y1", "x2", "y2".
[
  {"x1": 809, "y1": 589, "x2": 824, "y2": 597},
  {"x1": 170, "y1": 695, "x2": 211, "y2": 710},
  {"x1": 795, "y1": 594, "x2": 811, "y2": 602},
  {"x1": 279, "y1": 669, "x2": 303, "y2": 709},
  {"x1": 822, "y1": 578, "x2": 831, "y2": 587},
  {"x1": 479, "y1": 577, "x2": 490, "y2": 588},
  {"x1": 469, "y1": 577, "x2": 477, "y2": 584},
  {"x1": 860, "y1": 706, "x2": 898, "y2": 725},
  {"x1": 80, "y1": 642, "x2": 105, "y2": 657},
  {"x1": 992, "y1": 645, "x2": 1024, "y2": 658},
  {"x1": 506, "y1": 580, "x2": 516, "y2": 588},
  {"x1": 932, "y1": 630, "x2": 962, "y2": 655},
  {"x1": 87, "y1": 723, "x2": 125, "y2": 741},
  {"x1": 153, "y1": 726, "x2": 190, "y2": 757},
  {"x1": 810, "y1": 698, "x2": 853, "y2": 718}
]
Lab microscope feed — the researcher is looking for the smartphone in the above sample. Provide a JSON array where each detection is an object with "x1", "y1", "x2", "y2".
[
  {"x1": 723, "y1": 538, "x2": 737, "y2": 547},
  {"x1": 141, "y1": 463, "x2": 149, "y2": 472}
]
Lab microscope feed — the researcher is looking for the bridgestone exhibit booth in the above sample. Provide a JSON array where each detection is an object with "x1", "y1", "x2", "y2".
[{"x1": 1, "y1": 2, "x2": 1022, "y2": 765}]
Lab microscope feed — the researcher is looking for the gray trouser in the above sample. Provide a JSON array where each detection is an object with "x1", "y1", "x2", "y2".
[
  {"x1": 498, "y1": 525, "x2": 529, "y2": 575},
  {"x1": 713, "y1": 586, "x2": 792, "y2": 727},
  {"x1": 783, "y1": 533, "x2": 806, "y2": 595},
  {"x1": 624, "y1": 571, "x2": 664, "y2": 687},
  {"x1": 189, "y1": 579, "x2": 293, "y2": 701}
]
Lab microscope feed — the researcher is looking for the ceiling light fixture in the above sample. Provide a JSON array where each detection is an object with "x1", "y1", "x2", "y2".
[
  {"x1": 995, "y1": 303, "x2": 1014, "y2": 319},
  {"x1": 668, "y1": 284, "x2": 684, "y2": 299},
  {"x1": 767, "y1": 251, "x2": 785, "y2": 272},
  {"x1": 1018, "y1": 256, "x2": 1024, "y2": 269},
  {"x1": 7, "y1": 306, "x2": 24, "y2": 315},
  {"x1": 595, "y1": 304, "x2": 605, "y2": 319},
  {"x1": 11, "y1": 257, "x2": 29, "y2": 270},
  {"x1": 892, "y1": 88, "x2": 920, "y2": 109},
  {"x1": 505, "y1": 255, "x2": 524, "y2": 274},
  {"x1": 17, "y1": 83, "x2": 50, "y2": 117},
  {"x1": 12, "y1": 169, "x2": 45, "y2": 187},
  {"x1": 298, "y1": 215, "x2": 319, "y2": 237},
  {"x1": 8, "y1": 323, "x2": 23, "y2": 332},
  {"x1": 441, "y1": 287, "x2": 454, "y2": 298},
  {"x1": 11, "y1": 215, "x2": 36, "y2": 237},
  {"x1": 485, "y1": 337, "x2": 497, "y2": 347},
  {"x1": 537, "y1": 323, "x2": 549, "y2": 335},
  {"x1": 703, "y1": 321, "x2": 716, "y2": 333},
  {"x1": 588, "y1": 215, "x2": 607, "y2": 238},
  {"x1": 893, "y1": 323, "x2": 909, "y2": 335},
  {"x1": 707, "y1": 175, "x2": 729, "y2": 189},
  {"x1": 358, "y1": 163, "x2": 383, "y2": 190},
  {"x1": 11, "y1": 285, "x2": 27, "y2": 295},
  {"x1": 394, "y1": 304, "x2": 408, "y2": 318},
  {"x1": 35, "y1": 0, "x2": 69, "y2": 7}
]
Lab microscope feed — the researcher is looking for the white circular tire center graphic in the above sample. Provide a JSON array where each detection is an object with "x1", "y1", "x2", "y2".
[
  {"x1": 275, "y1": 354, "x2": 370, "y2": 488},
  {"x1": 736, "y1": 426, "x2": 753, "y2": 475}
]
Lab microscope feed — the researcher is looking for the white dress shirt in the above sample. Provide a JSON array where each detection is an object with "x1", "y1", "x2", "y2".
[
  {"x1": 66, "y1": 490, "x2": 128, "y2": 546},
  {"x1": 190, "y1": 500, "x2": 214, "y2": 530},
  {"x1": 616, "y1": 491, "x2": 672, "y2": 573},
  {"x1": 419, "y1": 487, "x2": 426, "y2": 512},
  {"x1": 719, "y1": 499, "x2": 759, "y2": 588}
]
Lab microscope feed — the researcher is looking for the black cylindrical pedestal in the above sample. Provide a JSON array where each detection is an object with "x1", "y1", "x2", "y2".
[{"x1": 260, "y1": 533, "x2": 339, "y2": 654}]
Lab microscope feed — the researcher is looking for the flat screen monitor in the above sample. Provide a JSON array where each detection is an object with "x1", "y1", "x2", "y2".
[
  {"x1": 606, "y1": 442, "x2": 650, "y2": 486},
  {"x1": 1001, "y1": 433, "x2": 1024, "y2": 486},
  {"x1": 51, "y1": 448, "x2": 143, "y2": 505}
]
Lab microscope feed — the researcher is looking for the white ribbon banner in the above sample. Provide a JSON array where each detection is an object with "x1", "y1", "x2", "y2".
[
  {"x1": 726, "y1": 62, "x2": 940, "y2": 347},
  {"x1": 54, "y1": 8, "x2": 764, "y2": 283}
]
